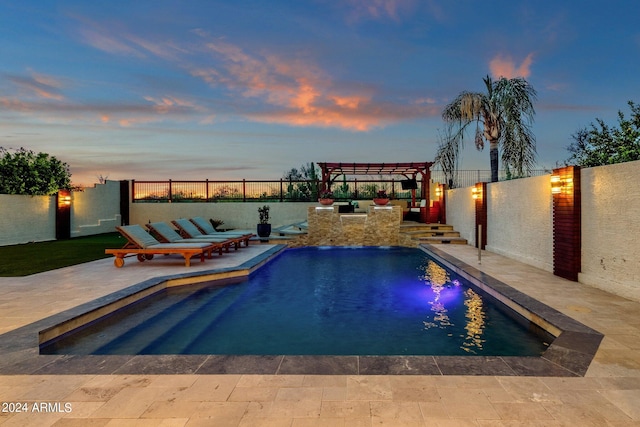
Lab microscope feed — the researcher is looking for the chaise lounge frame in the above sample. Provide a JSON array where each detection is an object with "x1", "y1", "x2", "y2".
[{"x1": 105, "y1": 225, "x2": 216, "y2": 268}]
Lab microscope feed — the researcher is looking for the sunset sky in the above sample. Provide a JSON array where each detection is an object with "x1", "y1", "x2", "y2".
[{"x1": 1, "y1": 1, "x2": 639, "y2": 185}]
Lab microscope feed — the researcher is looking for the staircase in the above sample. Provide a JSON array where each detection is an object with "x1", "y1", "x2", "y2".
[{"x1": 400, "y1": 222, "x2": 468, "y2": 245}]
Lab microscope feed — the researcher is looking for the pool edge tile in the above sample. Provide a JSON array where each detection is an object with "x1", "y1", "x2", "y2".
[
  {"x1": 278, "y1": 356, "x2": 359, "y2": 375},
  {"x1": 0, "y1": 244, "x2": 605, "y2": 377},
  {"x1": 359, "y1": 356, "x2": 441, "y2": 375}
]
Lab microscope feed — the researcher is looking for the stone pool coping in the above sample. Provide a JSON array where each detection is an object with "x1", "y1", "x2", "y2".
[{"x1": 0, "y1": 244, "x2": 603, "y2": 376}]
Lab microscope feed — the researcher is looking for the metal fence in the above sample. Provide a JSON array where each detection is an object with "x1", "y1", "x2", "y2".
[
  {"x1": 132, "y1": 179, "x2": 412, "y2": 203},
  {"x1": 131, "y1": 170, "x2": 550, "y2": 203},
  {"x1": 430, "y1": 169, "x2": 550, "y2": 189}
]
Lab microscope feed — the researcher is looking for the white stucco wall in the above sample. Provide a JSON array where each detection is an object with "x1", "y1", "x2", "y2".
[
  {"x1": 580, "y1": 160, "x2": 640, "y2": 301},
  {"x1": 0, "y1": 194, "x2": 56, "y2": 245},
  {"x1": 2, "y1": 161, "x2": 638, "y2": 303},
  {"x1": 71, "y1": 180, "x2": 121, "y2": 237},
  {"x1": 486, "y1": 175, "x2": 553, "y2": 272},
  {"x1": 445, "y1": 186, "x2": 476, "y2": 246},
  {"x1": 130, "y1": 202, "x2": 316, "y2": 230}
]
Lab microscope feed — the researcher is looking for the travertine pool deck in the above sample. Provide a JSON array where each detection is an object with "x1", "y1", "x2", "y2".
[{"x1": 0, "y1": 243, "x2": 639, "y2": 425}]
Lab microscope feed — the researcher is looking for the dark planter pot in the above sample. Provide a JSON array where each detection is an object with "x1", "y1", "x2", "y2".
[{"x1": 257, "y1": 223, "x2": 271, "y2": 238}]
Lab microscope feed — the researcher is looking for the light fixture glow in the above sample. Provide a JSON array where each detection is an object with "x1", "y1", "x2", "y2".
[
  {"x1": 57, "y1": 191, "x2": 72, "y2": 207},
  {"x1": 472, "y1": 187, "x2": 482, "y2": 199},
  {"x1": 551, "y1": 175, "x2": 572, "y2": 194}
]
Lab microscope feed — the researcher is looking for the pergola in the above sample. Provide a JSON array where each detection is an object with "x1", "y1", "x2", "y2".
[{"x1": 318, "y1": 162, "x2": 434, "y2": 207}]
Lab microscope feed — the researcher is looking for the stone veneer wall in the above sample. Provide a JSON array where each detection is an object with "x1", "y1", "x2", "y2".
[
  {"x1": 301, "y1": 205, "x2": 414, "y2": 247},
  {"x1": 580, "y1": 160, "x2": 640, "y2": 301}
]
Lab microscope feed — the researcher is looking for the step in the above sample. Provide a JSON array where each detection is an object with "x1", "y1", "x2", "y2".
[
  {"x1": 400, "y1": 224, "x2": 454, "y2": 232},
  {"x1": 142, "y1": 285, "x2": 247, "y2": 354},
  {"x1": 402, "y1": 230, "x2": 461, "y2": 238},
  {"x1": 414, "y1": 236, "x2": 468, "y2": 245},
  {"x1": 85, "y1": 287, "x2": 231, "y2": 355}
]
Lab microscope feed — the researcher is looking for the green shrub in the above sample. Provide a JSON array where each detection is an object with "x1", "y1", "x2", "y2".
[{"x1": 0, "y1": 147, "x2": 71, "y2": 195}]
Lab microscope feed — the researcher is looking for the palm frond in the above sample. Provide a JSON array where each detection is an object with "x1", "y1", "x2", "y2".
[
  {"x1": 441, "y1": 75, "x2": 537, "y2": 181},
  {"x1": 434, "y1": 125, "x2": 461, "y2": 188},
  {"x1": 474, "y1": 124, "x2": 484, "y2": 150}
]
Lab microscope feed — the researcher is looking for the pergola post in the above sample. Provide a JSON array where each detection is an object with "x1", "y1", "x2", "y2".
[{"x1": 417, "y1": 170, "x2": 428, "y2": 222}]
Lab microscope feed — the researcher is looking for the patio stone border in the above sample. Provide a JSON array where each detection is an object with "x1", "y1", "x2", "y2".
[{"x1": 0, "y1": 244, "x2": 603, "y2": 376}]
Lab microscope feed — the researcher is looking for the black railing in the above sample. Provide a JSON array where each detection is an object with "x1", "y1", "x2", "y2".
[
  {"x1": 131, "y1": 170, "x2": 549, "y2": 203},
  {"x1": 432, "y1": 169, "x2": 550, "y2": 189},
  {"x1": 132, "y1": 179, "x2": 412, "y2": 203}
]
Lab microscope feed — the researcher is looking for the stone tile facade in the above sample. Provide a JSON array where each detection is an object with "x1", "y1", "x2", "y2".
[{"x1": 294, "y1": 205, "x2": 415, "y2": 247}]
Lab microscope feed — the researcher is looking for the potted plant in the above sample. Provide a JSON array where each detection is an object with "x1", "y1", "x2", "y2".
[
  {"x1": 373, "y1": 189, "x2": 389, "y2": 206},
  {"x1": 257, "y1": 205, "x2": 271, "y2": 238},
  {"x1": 318, "y1": 190, "x2": 334, "y2": 205},
  {"x1": 209, "y1": 218, "x2": 225, "y2": 231}
]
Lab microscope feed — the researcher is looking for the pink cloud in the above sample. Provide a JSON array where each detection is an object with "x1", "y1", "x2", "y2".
[
  {"x1": 193, "y1": 38, "x2": 432, "y2": 131},
  {"x1": 41, "y1": 21, "x2": 440, "y2": 132},
  {"x1": 250, "y1": 101, "x2": 441, "y2": 132},
  {"x1": 0, "y1": 92, "x2": 204, "y2": 128},
  {"x1": 78, "y1": 25, "x2": 144, "y2": 58},
  {"x1": 344, "y1": 0, "x2": 416, "y2": 22},
  {"x1": 143, "y1": 96, "x2": 204, "y2": 115},
  {"x1": 73, "y1": 16, "x2": 183, "y2": 61},
  {"x1": 414, "y1": 97, "x2": 437, "y2": 105},
  {"x1": 489, "y1": 53, "x2": 534, "y2": 79},
  {"x1": 331, "y1": 95, "x2": 369, "y2": 109},
  {"x1": 7, "y1": 71, "x2": 65, "y2": 101}
]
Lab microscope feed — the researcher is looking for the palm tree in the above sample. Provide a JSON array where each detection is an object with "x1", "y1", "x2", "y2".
[{"x1": 440, "y1": 75, "x2": 537, "y2": 182}]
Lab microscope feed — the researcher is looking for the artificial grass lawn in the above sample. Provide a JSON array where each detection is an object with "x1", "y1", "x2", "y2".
[{"x1": 0, "y1": 233, "x2": 125, "y2": 276}]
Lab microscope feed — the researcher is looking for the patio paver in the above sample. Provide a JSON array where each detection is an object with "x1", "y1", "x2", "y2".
[{"x1": 0, "y1": 243, "x2": 638, "y2": 426}]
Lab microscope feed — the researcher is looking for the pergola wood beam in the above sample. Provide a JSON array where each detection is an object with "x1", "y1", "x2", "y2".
[{"x1": 318, "y1": 162, "x2": 433, "y2": 208}]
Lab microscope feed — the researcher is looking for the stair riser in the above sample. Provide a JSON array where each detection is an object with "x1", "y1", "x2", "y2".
[{"x1": 404, "y1": 232, "x2": 461, "y2": 238}]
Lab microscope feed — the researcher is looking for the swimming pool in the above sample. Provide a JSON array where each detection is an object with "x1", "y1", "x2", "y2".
[{"x1": 41, "y1": 247, "x2": 549, "y2": 357}]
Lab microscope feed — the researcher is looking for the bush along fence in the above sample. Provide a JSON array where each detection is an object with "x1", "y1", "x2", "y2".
[{"x1": 131, "y1": 170, "x2": 550, "y2": 203}]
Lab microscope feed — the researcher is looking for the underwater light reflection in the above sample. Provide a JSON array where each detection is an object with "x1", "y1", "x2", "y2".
[
  {"x1": 420, "y1": 259, "x2": 459, "y2": 330},
  {"x1": 461, "y1": 288, "x2": 486, "y2": 353},
  {"x1": 419, "y1": 258, "x2": 487, "y2": 352}
]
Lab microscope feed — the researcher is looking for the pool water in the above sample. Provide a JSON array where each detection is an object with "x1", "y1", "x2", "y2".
[{"x1": 41, "y1": 247, "x2": 549, "y2": 356}]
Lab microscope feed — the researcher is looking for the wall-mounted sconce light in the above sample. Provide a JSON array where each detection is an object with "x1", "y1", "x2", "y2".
[
  {"x1": 57, "y1": 190, "x2": 72, "y2": 207},
  {"x1": 435, "y1": 185, "x2": 442, "y2": 198},
  {"x1": 472, "y1": 187, "x2": 482, "y2": 199},
  {"x1": 56, "y1": 189, "x2": 72, "y2": 239},
  {"x1": 551, "y1": 174, "x2": 573, "y2": 194}
]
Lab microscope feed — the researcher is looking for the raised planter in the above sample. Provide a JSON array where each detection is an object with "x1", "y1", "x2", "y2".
[{"x1": 318, "y1": 198, "x2": 334, "y2": 206}]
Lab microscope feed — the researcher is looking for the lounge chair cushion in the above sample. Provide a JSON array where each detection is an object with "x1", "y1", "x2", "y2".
[
  {"x1": 148, "y1": 222, "x2": 186, "y2": 243},
  {"x1": 174, "y1": 218, "x2": 208, "y2": 237},
  {"x1": 150, "y1": 221, "x2": 232, "y2": 244},
  {"x1": 191, "y1": 217, "x2": 254, "y2": 235},
  {"x1": 191, "y1": 217, "x2": 217, "y2": 234},
  {"x1": 121, "y1": 225, "x2": 164, "y2": 248}
]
